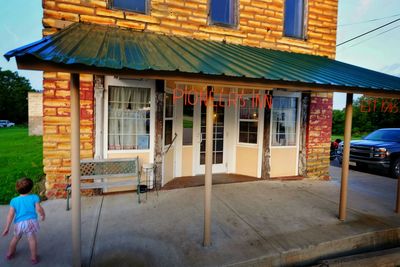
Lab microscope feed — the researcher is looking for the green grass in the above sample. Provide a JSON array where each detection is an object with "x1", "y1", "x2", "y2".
[{"x1": 0, "y1": 127, "x2": 44, "y2": 204}]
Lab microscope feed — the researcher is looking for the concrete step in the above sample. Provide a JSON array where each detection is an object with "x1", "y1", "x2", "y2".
[{"x1": 314, "y1": 247, "x2": 400, "y2": 267}]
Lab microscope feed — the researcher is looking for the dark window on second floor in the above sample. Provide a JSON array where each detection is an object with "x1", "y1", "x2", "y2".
[
  {"x1": 210, "y1": 0, "x2": 236, "y2": 27},
  {"x1": 112, "y1": 0, "x2": 147, "y2": 14},
  {"x1": 284, "y1": 0, "x2": 306, "y2": 39}
]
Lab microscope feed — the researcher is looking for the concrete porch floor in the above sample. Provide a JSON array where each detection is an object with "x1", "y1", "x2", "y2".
[
  {"x1": 1, "y1": 165, "x2": 400, "y2": 266},
  {"x1": 162, "y1": 173, "x2": 260, "y2": 190}
]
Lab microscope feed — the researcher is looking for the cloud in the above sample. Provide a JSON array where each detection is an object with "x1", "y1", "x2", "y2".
[
  {"x1": 354, "y1": 0, "x2": 373, "y2": 21},
  {"x1": 381, "y1": 63, "x2": 400, "y2": 77},
  {"x1": 3, "y1": 24, "x2": 19, "y2": 44}
]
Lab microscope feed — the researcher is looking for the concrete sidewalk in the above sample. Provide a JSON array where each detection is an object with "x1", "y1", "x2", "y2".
[{"x1": 1, "y1": 165, "x2": 400, "y2": 266}]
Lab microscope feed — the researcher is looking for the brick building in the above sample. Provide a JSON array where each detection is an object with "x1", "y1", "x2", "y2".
[{"x1": 6, "y1": 0, "x2": 400, "y2": 200}]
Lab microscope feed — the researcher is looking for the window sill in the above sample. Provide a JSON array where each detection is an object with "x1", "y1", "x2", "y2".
[
  {"x1": 237, "y1": 143, "x2": 258, "y2": 147},
  {"x1": 108, "y1": 149, "x2": 150, "y2": 154}
]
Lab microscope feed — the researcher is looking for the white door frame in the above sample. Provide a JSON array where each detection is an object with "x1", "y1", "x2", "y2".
[{"x1": 193, "y1": 97, "x2": 228, "y2": 175}]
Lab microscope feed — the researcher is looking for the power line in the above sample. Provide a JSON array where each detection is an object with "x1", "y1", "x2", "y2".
[
  {"x1": 338, "y1": 24, "x2": 400, "y2": 52},
  {"x1": 339, "y1": 13, "x2": 400, "y2": 27},
  {"x1": 336, "y1": 17, "x2": 400, "y2": 47}
]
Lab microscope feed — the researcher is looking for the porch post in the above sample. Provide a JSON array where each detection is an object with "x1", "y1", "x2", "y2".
[
  {"x1": 339, "y1": 93, "x2": 353, "y2": 221},
  {"x1": 203, "y1": 86, "x2": 213, "y2": 246},
  {"x1": 396, "y1": 175, "x2": 400, "y2": 213},
  {"x1": 70, "y1": 73, "x2": 81, "y2": 267}
]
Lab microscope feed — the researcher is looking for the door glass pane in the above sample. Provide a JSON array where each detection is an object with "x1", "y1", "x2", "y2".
[
  {"x1": 200, "y1": 101, "x2": 224, "y2": 165},
  {"x1": 271, "y1": 96, "x2": 298, "y2": 146}
]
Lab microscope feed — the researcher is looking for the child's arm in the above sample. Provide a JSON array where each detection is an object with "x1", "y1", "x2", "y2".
[
  {"x1": 2, "y1": 207, "x2": 15, "y2": 236},
  {"x1": 36, "y1": 203, "x2": 45, "y2": 221}
]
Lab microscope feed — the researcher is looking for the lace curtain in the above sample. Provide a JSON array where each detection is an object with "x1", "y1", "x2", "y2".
[
  {"x1": 108, "y1": 86, "x2": 150, "y2": 150},
  {"x1": 271, "y1": 96, "x2": 298, "y2": 146}
]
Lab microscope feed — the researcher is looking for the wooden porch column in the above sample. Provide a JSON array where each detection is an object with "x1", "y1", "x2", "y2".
[
  {"x1": 261, "y1": 92, "x2": 272, "y2": 179},
  {"x1": 203, "y1": 86, "x2": 213, "y2": 246},
  {"x1": 70, "y1": 73, "x2": 81, "y2": 267},
  {"x1": 339, "y1": 93, "x2": 353, "y2": 221},
  {"x1": 396, "y1": 175, "x2": 400, "y2": 213}
]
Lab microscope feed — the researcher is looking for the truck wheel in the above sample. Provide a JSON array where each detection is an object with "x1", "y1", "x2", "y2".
[{"x1": 391, "y1": 158, "x2": 400, "y2": 178}]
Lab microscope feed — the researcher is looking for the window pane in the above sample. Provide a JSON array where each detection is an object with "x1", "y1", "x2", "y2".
[
  {"x1": 108, "y1": 86, "x2": 151, "y2": 150},
  {"x1": 164, "y1": 120, "x2": 173, "y2": 146},
  {"x1": 271, "y1": 96, "x2": 298, "y2": 146},
  {"x1": 284, "y1": 0, "x2": 305, "y2": 38},
  {"x1": 183, "y1": 94, "x2": 194, "y2": 145},
  {"x1": 113, "y1": 0, "x2": 146, "y2": 13},
  {"x1": 239, "y1": 98, "x2": 258, "y2": 144},
  {"x1": 210, "y1": 0, "x2": 236, "y2": 25},
  {"x1": 165, "y1": 93, "x2": 173, "y2": 118}
]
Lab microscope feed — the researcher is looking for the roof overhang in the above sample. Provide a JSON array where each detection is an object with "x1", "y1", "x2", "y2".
[{"x1": 5, "y1": 23, "x2": 400, "y2": 96}]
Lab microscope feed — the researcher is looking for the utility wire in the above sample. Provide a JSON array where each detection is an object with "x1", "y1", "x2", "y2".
[
  {"x1": 338, "y1": 24, "x2": 400, "y2": 52},
  {"x1": 339, "y1": 13, "x2": 400, "y2": 27},
  {"x1": 336, "y1": 17, "x2": 400, "y2": 47}
]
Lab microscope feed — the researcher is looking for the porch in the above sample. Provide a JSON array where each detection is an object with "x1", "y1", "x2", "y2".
[{"x1": 2, "y1": 165, "x2": 400, "y2": 266}]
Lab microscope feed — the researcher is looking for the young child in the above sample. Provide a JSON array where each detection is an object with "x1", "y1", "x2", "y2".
[{"x1": 2, "y1": 177, "x2": 45, "y2": 264}]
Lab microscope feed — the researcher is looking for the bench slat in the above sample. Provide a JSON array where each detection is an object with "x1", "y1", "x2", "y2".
[
  {"x1": 80, "y1": 173, "x2": 137, "y2": 180},
  {"x1": 80, "y1": 180, "x2": 136, "y2": 189}
]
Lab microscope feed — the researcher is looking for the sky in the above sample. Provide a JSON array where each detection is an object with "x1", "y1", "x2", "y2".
[{"x1": 0, "y1": 0, "x2": 399, "y2": 109}]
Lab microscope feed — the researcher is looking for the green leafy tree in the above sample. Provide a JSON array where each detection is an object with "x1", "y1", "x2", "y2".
[
  {"x1": 0, "y1": 68, "x2": 35, "y2": 124},
  {"x1": 332, "y1": 96, "x2": 400, "y2": 136}
]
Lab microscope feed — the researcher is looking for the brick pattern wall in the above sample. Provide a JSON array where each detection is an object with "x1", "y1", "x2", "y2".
[
  {"x1": 43, "y1": 72, "x2": 94, "y2": 198},
  {"x1": 306, "y1": 92, "x2": 333, "y2": 179},
  {"x1": 42, "y1": 0, "x2": 338, "y2": 58}
]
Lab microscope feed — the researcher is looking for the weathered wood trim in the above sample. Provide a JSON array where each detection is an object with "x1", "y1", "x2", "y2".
[
  {"x1": 261, "y1": 92, "x2": 272, "y2": 179},
  {"x1": 298, "y1": 93, "x2": 310, "y2": 176},
  {"x1": 154, "y1": 79, "x2": 165, "y2": 189}
]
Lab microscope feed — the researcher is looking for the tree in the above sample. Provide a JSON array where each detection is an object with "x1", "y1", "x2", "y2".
[
  {"x1": 332, "y1": 96, "x2": 400, "y2": 136},
  {"x1": 0, "y1": 68, "x2": 35, "y2": 124}
]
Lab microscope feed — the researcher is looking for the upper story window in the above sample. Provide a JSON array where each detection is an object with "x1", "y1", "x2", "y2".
[
  {"x1": 112, "y1": 0, "x2": 147, "y2": 14},
  {"x1": 210, "y1": 0, "x2": 237, "y2": 27},
  {"x1": 284, "y1": 0, "x2": 306, "y2": 39}
]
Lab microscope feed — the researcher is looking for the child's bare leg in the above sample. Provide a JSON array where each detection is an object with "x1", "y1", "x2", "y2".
[
  {"x1": 27, "y1": 234, "x2": 38, "y2": 260},
  {"x1": 7, "y1": 235, "x2": 22, "y2": 256}
]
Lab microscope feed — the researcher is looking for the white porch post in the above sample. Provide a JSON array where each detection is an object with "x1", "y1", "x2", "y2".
[
  {"x1": 71, "y1": 73, "x2": 81, "y2": 267},
  {"x1": 339, "y1": 93, "x2": 353, "y2": 221},
  {"x1": 203, "y1": 86, "x2": 213, "y2": 246},
  {"x1": 94, "y1": 75, "x2": 104, "y2": 159}
]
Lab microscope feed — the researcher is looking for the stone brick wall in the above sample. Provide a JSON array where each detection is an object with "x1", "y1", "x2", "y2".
[
  {"x1": 306, "y1": 92, "x2": 333, "y2": 179},
  {"x1": 43, "y1": 72, "x2": 94, "y2": 198},
  {"x1": 42, "y1": 0, "x2": 338, "y2": 58}
]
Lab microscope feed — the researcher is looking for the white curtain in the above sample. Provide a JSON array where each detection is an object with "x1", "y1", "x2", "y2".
[
  {"x1": 108, "y1": 86, "x2": 150, "y2": 150},
  {"x1": 272, "y1": 97, "x2": 298, "y2": 146}
]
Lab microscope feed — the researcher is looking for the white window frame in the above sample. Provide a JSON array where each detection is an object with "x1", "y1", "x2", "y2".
[
  {"x1": 237, "y1": 95, "x2": 261, "y2": 146},
  {"x1": 163, "y1": 89, "x2": 175, "y2": 147},
  {"x1": 269, "y1": 91, "x2": 301, "y2": 149},
  {"x1": 103, "y1": 76, "x2": 155, "y2": 158}
]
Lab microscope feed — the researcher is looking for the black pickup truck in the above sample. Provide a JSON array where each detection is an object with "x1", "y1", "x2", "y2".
[{"x1": 336, "y1": 128, "x2": 400, "y2": 177}]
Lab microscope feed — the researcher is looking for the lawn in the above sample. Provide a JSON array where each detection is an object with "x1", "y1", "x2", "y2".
[{"x1": 0, "y1": 127, "x2": 44, "y2": 204}]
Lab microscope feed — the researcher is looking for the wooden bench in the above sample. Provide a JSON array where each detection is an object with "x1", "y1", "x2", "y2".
[{"x1": 66, "y1": 157, "x2": 140, "y2": 210}]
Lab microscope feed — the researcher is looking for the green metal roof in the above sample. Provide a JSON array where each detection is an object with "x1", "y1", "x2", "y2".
[{"x1": 5, "y1": 23, "x2": 400, "y2": 92}]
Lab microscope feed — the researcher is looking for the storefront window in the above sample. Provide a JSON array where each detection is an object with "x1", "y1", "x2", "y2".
[
  {"x1": 182, "y1": 95, "x2": 194, "y2": 145},
  {"x1": 164, "y1": 93, "x2": 174, "y2": 146},
  {"x1": 108, "y1": 86, "x2": 151, "y2": 150},
  {"x1": 239, "y1": 97, "x2": 258, "y2": 144},
  {"x1": 271, "y1": 96, "x2": 298, "y2": 146}
]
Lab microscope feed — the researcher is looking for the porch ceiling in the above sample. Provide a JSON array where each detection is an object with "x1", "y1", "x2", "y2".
[{"x1": 4, "y1": 22, "x2": 400, "y2": 95}]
